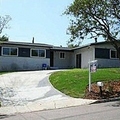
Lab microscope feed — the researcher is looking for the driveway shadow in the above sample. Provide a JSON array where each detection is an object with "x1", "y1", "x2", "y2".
[
  {"x1": 37, "y1": 76, "x2": 67, "y2": 99},
  {"x1": 0, "y1": 114, "x2": 14, "y2": 119}
]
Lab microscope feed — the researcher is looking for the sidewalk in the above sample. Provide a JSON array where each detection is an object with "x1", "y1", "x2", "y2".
[
  {"x1": 0, "y1": 70, "x2": 96, "y2": 115},
  {"x1": 0, "y1": 97, "x2": 96, "y2": 115}
]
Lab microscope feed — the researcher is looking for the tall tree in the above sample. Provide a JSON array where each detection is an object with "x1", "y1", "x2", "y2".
[
  {"x1": 65, "y1": 0, "x2": 120, "y2": 58},
  {"x1": 0, "y1": 15, "x2": 11, "y2": 35}
]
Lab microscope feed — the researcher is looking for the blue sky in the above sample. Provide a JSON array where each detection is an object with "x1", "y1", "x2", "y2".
[{"x1": 0, "y1": 0, "x2": 104, "y2": 46}]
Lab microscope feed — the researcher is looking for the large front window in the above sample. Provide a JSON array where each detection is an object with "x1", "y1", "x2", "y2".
[
  {"x1": 31, "y1": 49, "x2": 45, "y2": 57},
  {"x1": 2, "y1": 47, "x2": 18, "y2": 56},
  {"x1": 95, "y1": 48, "x2": 110, "y2": 59}
]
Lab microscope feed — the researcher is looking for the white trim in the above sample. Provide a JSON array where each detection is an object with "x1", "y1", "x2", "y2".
[
  {"x1": 30, "y1": 49, "x2": 39, "y2": 57},
  {"x1": 2, "y1": 47, "x2": 18, "y2": 56}
]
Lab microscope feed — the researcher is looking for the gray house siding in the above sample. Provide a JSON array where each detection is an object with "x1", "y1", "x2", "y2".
[
  {"x1": 0, "y1": 42, "x2": 51, "y2": 71},
  {"x1": 96, "y1": 59, "x2": 120, "y2": 68},
  {"x1": 53, "y1": 51, "x2": 74, "y2": 69},
  {"x1": 0, "y1": 46, "x2": 1, "y2": 56},
  {"x1": 74, "y1": 47, "x2": 94, "y2": 68},
  {"x1": 0, "y1": 56, "x2": 50, "y2": 71}
]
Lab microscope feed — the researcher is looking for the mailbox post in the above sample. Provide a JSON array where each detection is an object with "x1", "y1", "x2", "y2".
[{"x1": 97, "y1": 82, "x2": 103, "y2": 97}]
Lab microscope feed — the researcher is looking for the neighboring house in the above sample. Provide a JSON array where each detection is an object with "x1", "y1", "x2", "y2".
[{"x1": 0, "y1": 41, "x2": 120, "y2": 71}]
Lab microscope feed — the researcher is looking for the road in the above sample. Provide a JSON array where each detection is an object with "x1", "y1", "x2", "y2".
[{"x1": 1, "y1": 101, "x2": 120, "y2": 120}]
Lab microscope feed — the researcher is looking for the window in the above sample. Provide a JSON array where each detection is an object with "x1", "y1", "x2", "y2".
[
  {"x1": 31, "y1": 49, "x2": 45, "y2": 57},
  {"x1": 11, "y1": 48, "x2": 17, "y2": 55},
  {"x1": 39, "y1": 50, "x2": 45, "y2": 57},
  {"x1": 18, "y1": 48, "x2": 30, "y2": 57},
  {"x1": 110, "y1": 50, "x2": 118, "y2": 59},
  {"x1": 32, "y1": 49, "x2": 38, "y2": 57},
  {"x1": 59, "y1": 52, "x2": 65, "y2": 59},
  {"x1": 95, "y1": 48, "x2": 110, "y2": 59},
  {"x1": 2, "y1": 47, "x2": 18, "y2": 56}
]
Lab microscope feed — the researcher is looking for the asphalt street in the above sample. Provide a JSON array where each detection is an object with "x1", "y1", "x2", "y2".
[{"x1": 0, "y1": 101, "x2": 120, "y2": 120}]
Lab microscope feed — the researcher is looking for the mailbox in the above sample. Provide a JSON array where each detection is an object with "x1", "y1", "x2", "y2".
[
  {"x1": 97, "y1": 81, "x2": 103, "y2": 97},
  {"x1": 97, "y1": 82, "x2": 103, "y2": 87}
]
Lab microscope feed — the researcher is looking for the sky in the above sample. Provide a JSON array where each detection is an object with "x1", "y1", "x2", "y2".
[{"x1": 0, "y1": 0, "x2": 103, "y2": 46}]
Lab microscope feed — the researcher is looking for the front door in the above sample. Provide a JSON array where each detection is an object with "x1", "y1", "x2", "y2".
[
  {"x1": 76, "y1": 54, "x2": 81, "y2": 68},
  {"x1": 50, "y1": 51, "x2": 54, "y2": 67}
]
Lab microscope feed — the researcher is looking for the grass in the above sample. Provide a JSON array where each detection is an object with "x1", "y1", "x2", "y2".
[
  {"x1": 0, "y1": 71, "x2": 10, "y2": 75},
  {"x1": 49, "y1": 68, "x2": 120, "y2": 98}
]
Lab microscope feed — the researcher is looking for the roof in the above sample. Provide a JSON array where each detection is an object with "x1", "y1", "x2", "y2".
[
  {"x1": 51, "y1": 41, "x2": 118, "y2": 51},
  {"x1": 0, "y1": 41, "x2": 53, "y2": 48},
  {"x1": 0, "y1": 40, "x2": 118, "y2": 51},
  {"x1": 50, "y1": 41, "x2": 108, "y2": 51},
  {"x1": 71, "y1": 41, "x2": 111, "y2": 50},
  {"x1": 50, "y1": 46, "x2": 73, "y2": 52}
]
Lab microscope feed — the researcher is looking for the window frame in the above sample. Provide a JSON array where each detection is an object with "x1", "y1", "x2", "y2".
[
  {"x1": 31, "y1": 49, "x2": 46, "y2": 58},
  {"x1": 110, "y1": 50, "x2": 118, "y2": 59},
  {"x1": 2, "y1": 47, "x2": 18, "y2": 56},
  {"x1": 59, "y1": 52, "x2": 65, "y2": 59}
]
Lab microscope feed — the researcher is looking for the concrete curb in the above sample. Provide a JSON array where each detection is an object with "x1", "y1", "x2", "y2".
[
  {"x1": 91, "y1": 97, "x2": 120, "y2": 104},
  {"x1": 0, "y1": 98, "x2": 96, "y2": 115}
]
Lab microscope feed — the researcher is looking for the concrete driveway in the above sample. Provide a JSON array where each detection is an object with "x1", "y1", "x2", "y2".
[{"x1": 0, "y1": 70, "x2": 96, "y2": 115}]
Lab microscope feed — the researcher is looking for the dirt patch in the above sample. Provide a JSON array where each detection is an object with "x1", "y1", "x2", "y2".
[{"x1": 84, "y1": 81, "x2": 120, "y2": 100}]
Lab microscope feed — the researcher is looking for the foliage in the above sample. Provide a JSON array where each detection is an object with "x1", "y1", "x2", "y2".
[
  {"x1": 0, "y1": 35, "x2": 9, "y2": 41},
  {"x1": 67, "y1": 43, "x2": 79, "y2": 48},
  {"x1": 65, "y1": 0, "x2": 120, "y2": 58},
  {"x1": 0, "y1": 15, "x2": 11, "y2": 35},
  {"x1": 50, "y1": 68, "x2": 120, "y2": 98}
]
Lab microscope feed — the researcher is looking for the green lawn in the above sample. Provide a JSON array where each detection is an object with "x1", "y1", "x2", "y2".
[
  {"x1": 49, "y1": 68, "x2": 120, "y2": 98},
  {"x1": 0, "y1": 72, "x2": 9, "y2": 75}
]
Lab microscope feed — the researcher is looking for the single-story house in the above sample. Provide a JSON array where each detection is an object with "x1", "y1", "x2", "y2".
[{"x1": 0, "y1": 41, "x2": 120, "y2": 71}]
